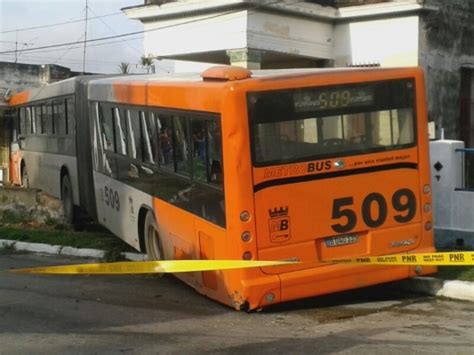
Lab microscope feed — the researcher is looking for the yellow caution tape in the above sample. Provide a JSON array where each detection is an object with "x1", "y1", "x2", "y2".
[
  {"x1": 10, "y1": 259, "x2": 296, "y2": 275},
  {"x1": 326, "y1": 252, "x2": 474, "y2": 266},
  {"x1": 9, "y1": 252, "x2": 474, "y2": 275}
]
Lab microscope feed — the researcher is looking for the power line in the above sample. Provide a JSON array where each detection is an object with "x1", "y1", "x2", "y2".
[
  {"x1": 0, "y1": 0, "x2": 294, "y2": 56},
  {"x1": 83, "y1": 0, "x2": 89, "y2": 73},
  {"x1": 86, "y1": 4, "x2": 169, "y2": 74},
  {"x1": 0, "y1": 53, "x2": 124, "y2": 66},
  {"x1": 54, "y1": 33, "x2": 85, "y2": 66},
  {"x1": 87, "y1": 4, "x2": 143, "y2": 56},
  {"x1": 4, "y1": 36, "x2": 145, "y2": 56},
  {"x1": 0, "y1": 40, "x2": 31, "y2": 45},
  {"x1": 0, "y1": 11, "x2": 122, "y2": 34}
]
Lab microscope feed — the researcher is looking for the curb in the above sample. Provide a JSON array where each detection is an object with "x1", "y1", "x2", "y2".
[
  {"x1": 1, "y1": 239, "x2": 473, "y2": 302},
  {"x1": 399, "y1": 276, "x2": 474, "y2": 302},
  {"x1": 0, "y1": 239, "x2": 147, "y2": 262}
]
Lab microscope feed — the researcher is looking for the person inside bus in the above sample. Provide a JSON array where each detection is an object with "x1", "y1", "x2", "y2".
[
  {"x1": 159, "y1": 127, "x2": 173, "y2": 165},
  {"x1": 208, "y1": 126, "x2": 223, "y2": 184}
]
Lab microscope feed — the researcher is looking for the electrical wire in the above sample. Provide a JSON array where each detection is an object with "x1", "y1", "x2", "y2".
[
  {"x1": 87, "y1": 4, "x2": 143, "y2": 56},
  {"x1": 0, "y1": 11, "x2": 122, "y2": 34},
  {"x1": 0, "y1": 0, "x2": 298, "y2": 55}
]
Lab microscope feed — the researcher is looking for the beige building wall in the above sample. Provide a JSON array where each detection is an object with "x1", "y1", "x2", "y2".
[{"x1": 333, "y1": 16, "x2": 419, "y2": 67}]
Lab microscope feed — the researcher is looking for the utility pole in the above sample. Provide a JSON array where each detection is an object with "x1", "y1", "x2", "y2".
[
  {"x1": 14, "y1": 29, "x2": 18, "y2": 63},
  {"x1": 82, "y1": 0, "x2": 88, "y2": 73}
]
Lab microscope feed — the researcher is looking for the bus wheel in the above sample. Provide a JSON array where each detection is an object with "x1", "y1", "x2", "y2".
[
  {"x1": 21, "y1": 165, "x2": 29, "y2": 188},
  {"x1": 61, "y1": 174, "x2": 74, "y2": 224},
  {"x1": 144, "y1": 212, "x2": 163, "y2": 261}
]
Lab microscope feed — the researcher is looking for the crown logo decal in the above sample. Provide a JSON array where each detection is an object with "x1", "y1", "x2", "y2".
[{"x1": 269, "y1": 207, "x2": 288, "y2": 218}]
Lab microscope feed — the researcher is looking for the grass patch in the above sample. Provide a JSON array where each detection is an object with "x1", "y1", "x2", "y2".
[
  {"x1": 0, "y1": 226, "x2": 136, "y2": 253},
  {"x1": 0, "y1": 209, "x2": 31, "y2": 224},
  {"x1": 435, "y1": 266, "x2": 474, "y2": 282}
]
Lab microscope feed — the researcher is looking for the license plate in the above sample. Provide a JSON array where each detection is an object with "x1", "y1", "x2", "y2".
[{"x1": 325, "y1": 234, "x2": 359, "y2": 248}]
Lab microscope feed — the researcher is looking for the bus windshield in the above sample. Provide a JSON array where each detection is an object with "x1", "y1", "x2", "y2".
[{"x1": 248, "y1": 79, "x2": 416, "y2": 166}]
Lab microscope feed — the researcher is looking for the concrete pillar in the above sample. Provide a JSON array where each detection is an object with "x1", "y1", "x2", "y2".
[{"x1": 226, "y1": 49, "x2": 264, "y2": 70}]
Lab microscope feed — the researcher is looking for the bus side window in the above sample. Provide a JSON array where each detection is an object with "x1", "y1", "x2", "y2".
[
  {"x1": 98, "y1": 104, "x2": 115, "y2": 152},
  {"x1": 142, "y1": 111, "x2": 157, "y2": 165},
  {"x1": 66, "y1": 97, "x2": 75, "y2": 135},
  {"x1": 190, "y1": 118, "x2": 207, "y2": 182},
  {"x1": 26, "y1": 107, "x2": 34, "y2": 135},
  {"x1": 54, "y1": 100, "x2": 66, "y2": 135},
  {"x1": 157, "y1": 115, "x2": 174, "y2": 170},
  {"x1": 113, "y1": 107, "x2": 128, "y2": 156},
  {"x1": 208, "y1": 120, "x2": 223, "y2": 185},
  {"x1": 45, "y1": 103, "x2": 53, "y2": 135},
  {"x1": 173, "y1": 116, "x2": 191, "y2": 176},
  {"x1": 51, "y1": 101, "x2": 56, "y2": 134},
  {"x1": 26, "y1": 107, "x2": 31, "y2": 135},
  {"x1": 35, "y1": 106, "x2": 43, "y2": 134},
  {"x1": 126, "y1": 109, "x2": 142, "y2": 161},
  {"x1": 17, "y1": 107, "x2": 25, "y2": 135}
]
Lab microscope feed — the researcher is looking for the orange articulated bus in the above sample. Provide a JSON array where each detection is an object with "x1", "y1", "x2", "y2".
[{"x1": 8, "y1": 66, "x2": 435, "y2": 310}]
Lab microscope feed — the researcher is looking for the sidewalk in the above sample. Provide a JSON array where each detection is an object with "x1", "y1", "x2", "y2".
[
  {"x1": 1, "y1": 238, "x2": 473, "y2": 303},
  {"x1": 0, "y1": 238, "x2": 147, "y2": 261}
]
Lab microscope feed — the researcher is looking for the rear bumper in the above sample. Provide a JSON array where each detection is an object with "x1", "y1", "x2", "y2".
[{"x1": 243, "y1": 248, "x2": 436, "y2": 310}]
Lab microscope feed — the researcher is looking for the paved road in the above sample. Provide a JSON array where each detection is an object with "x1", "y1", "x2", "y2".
[{"x1": 1, "y1": 250, "x2": 473, "y2": 354}]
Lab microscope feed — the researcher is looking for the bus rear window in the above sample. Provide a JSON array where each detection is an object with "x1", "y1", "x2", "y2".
[{"x1": 248, "y1": 79, "x2": 416, "y2": 166}]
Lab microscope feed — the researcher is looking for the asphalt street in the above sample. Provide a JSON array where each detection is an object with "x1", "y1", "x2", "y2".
[{"x1": 1, "y1": 250, "x2": 473, "y2": 354}]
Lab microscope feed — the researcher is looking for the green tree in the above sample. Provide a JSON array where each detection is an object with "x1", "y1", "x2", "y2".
[
  {"x1": 118, "y1": 62, "x2": 131, "y2": 74},
  {"x1": 140, "y1": 55, "x2": 155, "y2": 74}
]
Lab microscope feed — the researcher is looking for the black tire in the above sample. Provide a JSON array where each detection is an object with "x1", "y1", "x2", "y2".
[
  {"x1": 21, "y1": 165, "x2": 29, "y2": 188},
  {"x1": 144, "y1": 211, "x2": 163, "y2": 262},
  {"x1": 61, "y1": 174, "x2": 74, "y2": 224}
]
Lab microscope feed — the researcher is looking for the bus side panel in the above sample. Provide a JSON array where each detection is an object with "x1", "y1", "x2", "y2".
[
  {"x1": 76, "y1": 78, "x2": 97, "y2": 220},
  {"x1": 153, "y1": 198, "x2": 204, "y2": 289},
  {"x1": 93, "y1": 171, "x2": 151, "y2": 251},
  {"x1": 21, "y1": 150, "x2": 77, "y2": 201},
  {"x1": 414, "y1": 70, "x2": 436, "y2": 261}
]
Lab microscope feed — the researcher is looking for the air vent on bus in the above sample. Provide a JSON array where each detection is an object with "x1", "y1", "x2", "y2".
[{"x1": 201, "y1": 66, "x2": 251, "y2": 81}]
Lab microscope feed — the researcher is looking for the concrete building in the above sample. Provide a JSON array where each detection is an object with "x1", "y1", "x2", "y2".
[{"x1": 123, "y1": 0, "x2": 474, "y2": 144}]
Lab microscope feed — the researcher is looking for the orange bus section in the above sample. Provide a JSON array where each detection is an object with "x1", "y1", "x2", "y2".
[{"x1": 7, "y1": 66, "x2": 435, "y2": 310}]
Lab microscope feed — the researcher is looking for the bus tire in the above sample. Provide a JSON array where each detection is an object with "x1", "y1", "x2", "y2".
[
  {"x1": 21, "y1": 164, "x2": 29, "y2": 188},
  {"x1": 61, "y1": 174, "x2": 74, "y2": 224},
  {"x1": 144, "y1": 211, "x2": 163, "y2": 262}
]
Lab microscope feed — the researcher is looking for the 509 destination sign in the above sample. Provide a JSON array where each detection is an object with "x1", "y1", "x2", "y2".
[{"x1": 293, "y1": 86, "x2": 374, "y2": 112}]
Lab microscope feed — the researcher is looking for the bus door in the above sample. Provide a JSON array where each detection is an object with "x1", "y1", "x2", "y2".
[{"x1": 248, "y1": 78, "x2": 423, "y2": 273}]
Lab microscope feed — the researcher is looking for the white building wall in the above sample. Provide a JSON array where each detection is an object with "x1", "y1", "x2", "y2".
[
  {"x1": 430, "y1": 140, "x2": 474, "y2": 248},
  {"x1": 247, "y1": 12, "x2": 333, "y2": 59},
  {"x1": 333, "y1": 16, "x2": 419, "y2": 67},
  {"x1": 142, "y1": 11, "x2": 248, "y2": 58}
]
